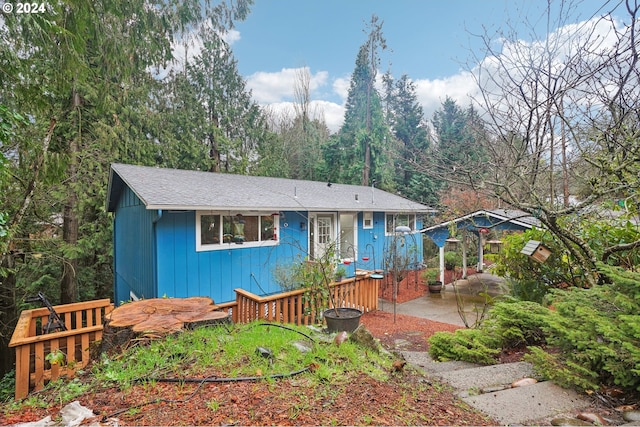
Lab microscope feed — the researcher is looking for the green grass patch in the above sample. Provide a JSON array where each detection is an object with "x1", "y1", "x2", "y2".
[{"x1": 93, "y1": 322, "x2": 392, "y2": 389}]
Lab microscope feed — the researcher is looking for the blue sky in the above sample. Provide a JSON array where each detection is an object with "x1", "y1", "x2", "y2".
[{"x1": 226, "y1": 0, "x2": 621, "y2": 132}]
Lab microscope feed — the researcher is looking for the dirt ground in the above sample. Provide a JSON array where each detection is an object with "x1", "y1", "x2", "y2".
[
  {"x1": 1, "y1": 275, "x2": 496, "y2": 426},
  {"x1": 1, "y1": 307, "x2": 499, "y2": 426}
]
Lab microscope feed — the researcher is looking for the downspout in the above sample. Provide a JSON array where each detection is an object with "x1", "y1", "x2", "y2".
[
  {"x1": 152, "y1": 209, "x2": 163, "y2": 298},
  {"x1": 153, "y1": 209, "x2": 163, "y2": 224}
]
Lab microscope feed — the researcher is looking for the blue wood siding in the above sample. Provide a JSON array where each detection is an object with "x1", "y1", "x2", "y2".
[
  {"x1": 355, "y1": 212, "x2": 423, "y2": 273},
  {"x1": 113, "y1": 187, "x2": 157, "y2": 304},
  {"x1": 113, "y1": 195, "x2": 425, "y2": 305},
  {"x1": 155, "y1": 211, "x2": 308, "y2": 303}
]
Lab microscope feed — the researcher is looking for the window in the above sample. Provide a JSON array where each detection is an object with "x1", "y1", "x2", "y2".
[
  {"x1": 197, "y1": 212, "x2": 278, "y2": 251},
  {"x1": 385, "y1": 213, "x2": 416, "y2": 235},
  {"x1": 362, "y1": 212, "x2": 373, "y2": 229}
]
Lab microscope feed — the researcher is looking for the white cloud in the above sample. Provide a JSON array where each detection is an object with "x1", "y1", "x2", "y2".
[
  {"x1": 259, "y1": 99, "x2": 344, "y2": 133},
  {"x1": 249, "y1": 16, "x2": 625, "y2": 136},
  {"x1": 223, "y1": 29, "x2": 241, "y2": 45},
  {"x1": 413, "y1": 72, "x2": 478, "y2": 119},
  {"x1": 332, "y1": 76, "x2": 350, "y2": 102},
  {"x1": 246, "y1": 67, "x2": 346, "y2": 132},
  {"x1": 312, "y1": 100, "x2": 344, "y2": 132},
  {"x1": 246, "y1": 67, "x2": 329, "y2": 103}
]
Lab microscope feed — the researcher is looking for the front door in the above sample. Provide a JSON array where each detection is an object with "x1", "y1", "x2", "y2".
[{"x1": 310, "y1": 213, "x2": 336, "y2": 261}]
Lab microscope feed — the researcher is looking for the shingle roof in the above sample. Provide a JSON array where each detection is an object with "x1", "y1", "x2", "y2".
[{"x1": 107, "y1": 163, "x2": 435, "y2": 213}]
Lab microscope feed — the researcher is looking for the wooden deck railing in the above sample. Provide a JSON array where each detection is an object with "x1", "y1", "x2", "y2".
[
  {"x1": 235, "y1": 275, "x2": 378, "y2": 325},
  {"x1": 9, "y1": 299, "x2": 114, "y2": 399},
  {"x1": 9, "y1": 275, "x2": 378, "y2": 399}
]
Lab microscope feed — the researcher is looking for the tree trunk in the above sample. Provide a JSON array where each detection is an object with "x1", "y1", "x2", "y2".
[
  {"x1": 362, "y1": 140, "x2": 371, "y2": 186},
  {"x1": 61, "y1": 195, "x2": 78, "y2": 304},
  {"x1": 61, "y1": 92, "x2": 80, "y2": 304}
]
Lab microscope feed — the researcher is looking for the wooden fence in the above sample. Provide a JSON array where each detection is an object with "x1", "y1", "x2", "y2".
[
  {"x1": 235, "y1": 275, "x2": 379, "y2": 325},
  {"x1": 9, "y1": 275, "x2": 378, "y2": 399},
  {"x1": 9, "y1": 299, "x2": 114, "y2": 399}
]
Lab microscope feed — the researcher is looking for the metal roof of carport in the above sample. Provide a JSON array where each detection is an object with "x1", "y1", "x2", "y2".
[
  {"x1": 421, "y1": 209, "x2": 540, "y2": 247},
  {"x1": 420, "y1": 209, "x2": 541, "y2": 283}
]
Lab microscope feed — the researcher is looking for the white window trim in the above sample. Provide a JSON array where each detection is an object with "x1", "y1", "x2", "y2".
[
  {"x1": 385, "y1": 213, "x2": 417, "y2": 236},
  {"x1": 196, "y1": 211, "x2": 279, "y2": 252}
]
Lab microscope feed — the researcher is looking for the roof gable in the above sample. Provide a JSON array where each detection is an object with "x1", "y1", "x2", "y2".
[{"x1": 107, "y1": 163, "x2": 435, "y2": 213}]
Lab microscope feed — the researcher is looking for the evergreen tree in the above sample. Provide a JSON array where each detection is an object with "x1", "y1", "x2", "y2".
[
  {"x1": 325, "y1": 15, "x2": 394, "y2": 190},
  {"x1": 431, "y1": 97, "x2": 488, "y2": 188},
  {"x1": 384, "y1": 73, "x2": 439, "y2": 205},
  {"x1": 0, "y1": 0, "x2": 252, "y2": 377},
  {"x1": 157, "y1": 26, "x2": 270, "y2": 174}
]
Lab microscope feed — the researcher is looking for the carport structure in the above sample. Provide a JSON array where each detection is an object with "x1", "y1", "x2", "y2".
[{"x1": 421, "y1": 209, "x2": 540, "y2": 284}]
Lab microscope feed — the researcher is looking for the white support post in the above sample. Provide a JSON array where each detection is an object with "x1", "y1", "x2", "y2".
[
  {"x1": 462, "y1": 231, "x2": 468, "y2": 279},
  {"x1": 439, "y1": 245, "x2": 445, "y2": 284},
  {"x1": 477, "y1": 233, "x2": 484, "y2": 272}
]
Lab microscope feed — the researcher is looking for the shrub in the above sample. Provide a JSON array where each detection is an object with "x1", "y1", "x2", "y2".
[
  {"x1": 0, "y1": 370, "x2": 15, "y2": 403},
  {"x1": 444, "y1": 251, "x2": 461, "y2": 270},
  {"x1": 489, "y1": 228, "x2": 586, "y2": 298},
  {"x1": 525, "y1": 264, "x2": 640, "y2": 393},
  {"x1": 504, "y1": 277, "x2": 549, "y2": 304},
  {"x1": 429, "y1": 299, "x2": 551, "y2": 364},
  {"x1": 429, "y1": 264, "x2": 640, "y2": 395},
  {"x1": 482, "y1": 298, "x2": 550, "y2": 348},
  {"x1": 428, "y1": 329, "x2": 500, "y2": 364}
]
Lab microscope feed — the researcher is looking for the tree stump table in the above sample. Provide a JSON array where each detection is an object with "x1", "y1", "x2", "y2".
[{"x1": 100, "y1": 297, "x2": 229, "y2": 354}]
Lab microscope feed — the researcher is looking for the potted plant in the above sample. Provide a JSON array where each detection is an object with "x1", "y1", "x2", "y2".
[
  {"x1": 444, "y1": 251, "x2": 460, "y2": 271},
  {"x1": 334, "y1": 265, "x2": 347, "y2": 282},
  {"x1": 422, "y1": 268, "x2": 443, "y2": 293},
  {"x1": 301, "y1": 242, "x2": 363, "y2": 333}
]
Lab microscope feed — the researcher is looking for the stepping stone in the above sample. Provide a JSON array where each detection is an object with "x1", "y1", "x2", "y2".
[
  {"x1": 462, "y1": 381, "x2": 592, "y2": 425},
  {"x1": 400, "y1": 351, "x2": 480, "y2": 374},
  {"x1": 437, "y1": 361, "x2": 537, "y2": 390}
]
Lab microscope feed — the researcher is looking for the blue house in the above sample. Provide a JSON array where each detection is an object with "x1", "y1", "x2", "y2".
[{"x1": 107, "y1": 163, "x2": 435, "y2": 304}]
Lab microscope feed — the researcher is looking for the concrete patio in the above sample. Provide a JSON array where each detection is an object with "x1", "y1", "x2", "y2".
[{"x1": 378, "y1": 272, "x2": 507, "y2": 327}]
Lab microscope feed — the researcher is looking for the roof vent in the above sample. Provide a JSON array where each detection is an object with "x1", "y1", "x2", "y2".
[{"x1": 355, "y1": 194, "x2": 359, "y2": 202}]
